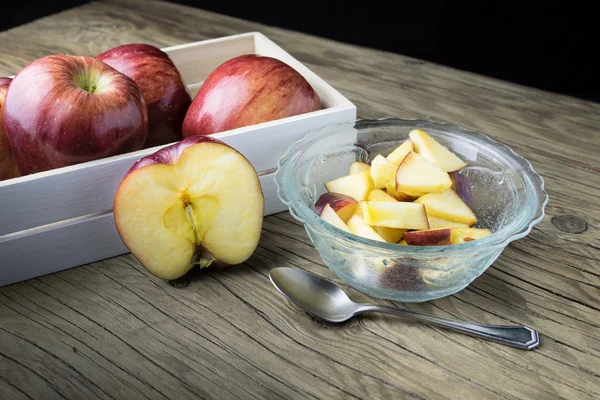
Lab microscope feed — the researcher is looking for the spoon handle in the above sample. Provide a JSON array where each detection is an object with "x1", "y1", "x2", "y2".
[{"x1": 357, "y1": 304, "x2": 540, "y2": 349}]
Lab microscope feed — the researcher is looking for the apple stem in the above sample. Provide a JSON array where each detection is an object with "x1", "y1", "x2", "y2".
[
  {"x1": 90, "y1": 84, "x2": 97, "y2": 94},
  {"x1": 193, "y1": 248, "x2": 215, "y2": 269}
]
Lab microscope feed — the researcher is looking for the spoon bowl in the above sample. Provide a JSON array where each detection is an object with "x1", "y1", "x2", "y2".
[{"x1": 270, "y1": 267, "x2": 540, "y2": 350}]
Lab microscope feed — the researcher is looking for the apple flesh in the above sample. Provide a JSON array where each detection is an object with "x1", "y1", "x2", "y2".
[
  {"x1": 409, "y1": 129, "x2": 466, "y2": 172},
  {"x1": 349, "y1": 161, "x2": 370, "y2": 175},
  {"x1": 415, "y1": 189, "x2": 477, "y2": 225},
  {"x1": 346, "y1": 214, "x2": 386, "y2": 242},
  {"x1": 361, "y1": 201, "x2": 429, "y2": 230},
  {"x1": 370, "y1": 154, "x2": 398, "y2": 189},
  {"x1": 451, "y1": 227, "x2": 492, "y2": 244},
  {"x1": 182, "y1": 54, "x2": 321, "y2": 137},
  {"x1": 314, "y1": 192, "x2": 357, "y2": 223},
  {"x1": 113, "y1": 135, "x2": 264, "y2": 280},
  {"x1": 97, "y1": 43, "x2": 192, "y2": 148},
  {"x1": 368, "y1": 189, "x2": 397, "y2": 202},
  {"x1": 386, "y1": 139, "x2": 414, "y2": 165},
  {"x1": 403, "y1": 228, "x2": 452, "y2": 246},
  {"x1": 395, "y1": 151, "x2": 452, "y2": 196},
  {"x1": 320, "y1": 204, "x2": 351, "y2": 233},
  {"x1": 324, "y1": 171, "x2": 374, "y2": 201},
  {"x1": 4, "y1": 55, "x2": 148, "y2": 175},
  {"x1": 0, "y1": 77, "x2": 20, "y2": 181}
]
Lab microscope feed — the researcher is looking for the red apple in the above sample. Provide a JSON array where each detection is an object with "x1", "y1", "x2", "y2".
[
  {"x1": 451, "y1": 172, "x2": 474, "y2": 209},
  {"x1": 0, "y1": 77, "x2": 20, "y2": 181},
  {"x1": 4, "y1": 55, "x2": 147, "y2": 175},
  {"x1": 114, "y1": 135, "x2": 264, "y2": 280},
  {"x1": 314, "y1": 192, "x2": 357, "y2": 223},
  {"x1": 182, "y1": 54, "x2": 321, "y2": 137},
  {"x1": 97, "y1": 43, "x2": 191, "y2": 148}
]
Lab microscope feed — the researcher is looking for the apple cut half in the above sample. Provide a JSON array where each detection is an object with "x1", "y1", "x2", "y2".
[
  {"x1": 414, "y1": 189, "x2": 477, "y2": 225},
  {"x1": 346, "y1": 215, "x2": 386, "y2": 242},
  {"x1": 395, "y1": 151, "x2": 452, "y2": 196},
  {"x1": 451, "y1": 227, "x2": 492, "y2": 244},
  {"x1": 362, "y1": 201, "x2": 429, "y2": 230},
  {"x1": 409, "y1": 129, "x2": 466, "y2": 172},
  {"x1": 324, "y1": 171, "x2": 374, "y2": 201},
  {"x1": 404, "y1": 228, "x2": 452, "y2": 246},
  {"x1": 314, "y1": 192, "x2": 357, "y2": 223},
  {"x1": 370, "y1": 154, "x2": 398, "y2": 189},
  {"x1": 386, "y1": 139, "x2": 414, "y2": 165},
  {"x1": 349, "y1": 161, "x2": 371, "y2": 175},
  {"x1": 321, "y1": 204, "x2": 351, "y2": 233},
  {"x1": 114, "y1": 136, "x2": 264, "y2": 280}
]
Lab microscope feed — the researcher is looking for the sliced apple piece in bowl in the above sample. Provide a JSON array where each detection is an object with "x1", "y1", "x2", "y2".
[
  {"x1": 349, "y1": 161, "x2": 371, "y2": 175},
  {"x1": 362, "y1": 201, "x2": 429, "y2": 230},
  {"x1": 386, "y1": 139, "x2": 414, "y2": 165},
  {"x1": 346, "y1": 214, "x2": 386, "y2": 242},
  {"x1": 320, "y1": 204, "x2": 352, "y2": 233},
  {"x1": 314, "y1": 193, "x2": 357, "y2": 223},
  {"x1": 368, "y1": 189, "x2": 398, "y2": 203},
  {"x1": 370, "y1": 154, "x2": 398, "y2": 189},
  {"x1": 324, "y1": 171, "x2": 374, "y2": 201},
  {"x1": 451, "y1": 227, "x2": 492, "y2": 244},
  {"x1": 113, "y1": 136, "x2": 264, "y2": 280},
  {"x1": 404, "y1": 228, "x2": 452, "y2": 246},
  {"x1": 409, "y1": 129, "x2": 466, "y2": 172},
  {"x1": 395, "y1": 151, "x2": 452, "y2": 196},
  {"x1": 414, "y1": 189, "x2": 477, "y2": 225}
]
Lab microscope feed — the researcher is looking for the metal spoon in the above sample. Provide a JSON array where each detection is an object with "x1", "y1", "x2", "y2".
[{"x1": 269, "y1": 267, "x2": 540, "y2": 350}]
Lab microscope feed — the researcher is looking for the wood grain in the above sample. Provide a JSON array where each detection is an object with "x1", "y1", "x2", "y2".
[{"x1": 1, "y1": 0, "x2": 599, "y2": 399}]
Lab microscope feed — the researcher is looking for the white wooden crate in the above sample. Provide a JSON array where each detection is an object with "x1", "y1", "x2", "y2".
[{"x1": 0, "y1": 32, "x2": 357, "y2": 286}]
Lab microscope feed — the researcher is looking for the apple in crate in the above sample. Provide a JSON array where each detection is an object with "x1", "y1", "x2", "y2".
[
  {"x1": 0, "y1": 77, "x2": 20, "y2": 181},
  {"x1": 113, "y1": 135, "x2": 264, "y2": 280},
  {"x1": 4, "y1": 55, "x2": 148, "y2": 175},
  {"x1": 97, "y1": 43, "x2": 192, "y2": 148},
  {"x1": 183, "y1": 54, "x2": 321, "y2": 137}
]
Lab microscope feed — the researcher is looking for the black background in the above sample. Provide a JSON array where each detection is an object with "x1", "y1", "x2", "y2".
[{"x1": 4, "y1": 0, "x2": 599, "y2": 102}]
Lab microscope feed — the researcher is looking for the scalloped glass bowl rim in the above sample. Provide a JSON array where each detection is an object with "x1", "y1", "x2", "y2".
[{"x1": 275, "y1": 117, "x2": 548, "y2": 262}]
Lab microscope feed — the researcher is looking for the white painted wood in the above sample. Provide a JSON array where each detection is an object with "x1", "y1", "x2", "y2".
[
  {"x1": 0, "y1": 172, "x2": 287, "y2": 287},
  {"x1": 0, "y1": 32, "x2": 356, "y2": 237}
]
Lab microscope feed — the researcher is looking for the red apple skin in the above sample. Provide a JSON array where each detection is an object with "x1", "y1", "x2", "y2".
[
  {"x1": 451, "y1": 172, "x2": 474, "y2": 209},
  {"x1": 0, "y1": 77, "x2": 20, "y2": 181},
  {"x1": 182, "y1": 54, "x2": 321, "y2": 137},
  {"x1": 97, "y1": 44, "x2": 191, "y2": 148},
  {"x1": 4, "y1": 55, "x2": 148, "y2": 175},
  {"x1": 403, "y1": 228, "x2": 452, "y2": 246},
  {"x1": 125, "y1": 134, "x2": 225, "y2": 175},
  {"x1": 314, "y1": 192, "x2": 357, "y2": 216}
]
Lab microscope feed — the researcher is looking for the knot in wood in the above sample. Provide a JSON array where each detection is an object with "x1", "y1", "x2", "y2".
[{"x1": 551, "y1": 215, "x2": 587, "y2": 234}]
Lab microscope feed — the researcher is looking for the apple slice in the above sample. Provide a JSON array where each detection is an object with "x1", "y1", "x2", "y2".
[
  {"x1": 451, "y1": 227, "x2": 492, "y2": 244},
  {"x1": 321, "y1": 204, "x2": 351, "y2": 233},
  {"x1": 426, "y1": 215, "x2": 470, "y2": 229},
  {"x1": 398, "y1": 239, "x2": 408, "y2": 245},
  {"x1": 404, "y1": 228, "x2": 452, "y2": 246},
  {"x1": 409, "y1": 129, "x2": 466, "y2": 172},
  {"x1": 414, "y1": 189, "x2": 477, "y2": 225},
  {"x1": 370, "y1": 154, "x2": 398, "y2": 189},
  {"x1": 362, "y1": 201, "x2": 429, "y2": 230},
  {"x1": 114, "y1": 136, "x2": 264, "y2": 280},
  {"x1": 349, "y1": 161, "x2": 371, "y2": 175},
  {"x1": 450, "y1": 172, "x2": 474, "y2": 209},
  {"x1": 346, "y1": 215, "x2": 386, "y2": 242},
  {"x1": 386, "y1": 139, "x2": 414, "y2": 165},
  {"x1": 368, "y1": 189, "x2": 397, "y2": 202},
  {"x1": 314, "y1": 193, "x2": 357, "y2": 223},
  {"x1": 373, "y1": 226, "x2": 406, "y2": 243},
  {"x1": 385, "y1": 180, "x2": 415, "y2": 202},
  {"x1": 324, "y1": 171, "x2": 374, "y2": 201},
  {"x1": 395, "y1": 151, "x2": 452, "y2": 196}
]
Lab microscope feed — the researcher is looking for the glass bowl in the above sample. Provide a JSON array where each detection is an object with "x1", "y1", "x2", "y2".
[{"x1": 274, "y1": 117, "x2": 548, "y2": 302}]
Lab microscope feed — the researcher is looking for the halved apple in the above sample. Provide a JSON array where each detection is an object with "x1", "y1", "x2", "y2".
[
  {"x1": 386, "y1": 139, "x2": 414, "y2": 165},
  {"x1": 362, "y1": 201, "x2": 429, "y2": 230},
  {"x1": 370, "y1": 154, "x2": 398, "y2": 189},
  {"x1": 346, "y1": 214, "x2": 386, "y2": 242},
  {"x1": 113, "y1": 136, "x2": 264, "y2": 280},
  {"x1": 414, "y1": 189, "x2": 477, "y2": 225},
  {"x1": 404, "y1": 228, "x2": 452, "y2": 246},
  {"x1": 409, "y1": 129, "x2": 466, "y2": 172},
  {"x1": 349, "y1": 161, "x2": 371, "y2": 175},
  {"x1": 426, "y1": 215, "x2": 470, "y2": 229},
  {"x1": 324, "y1": 171, "x2": 374, "y2": 201},
  {"x1": 314, "y1": 193, "x2": 357, "y2": 223},
  {"x1": 451, "y1": 227, "x2": 492, "y2": 244},
  {"x1": 368, "y1": 189, "x2": 397, "y2": 202},
  {"x1": 395, "y1": 151, "x2": 452, "y2": 196},
  {"x1": 320, "y1": 204, "x2": 351, "y2": 233}
]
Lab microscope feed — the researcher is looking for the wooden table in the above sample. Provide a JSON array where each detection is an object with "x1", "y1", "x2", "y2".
[{"x1": 1, "y1": 1, "x2": 598, "y2": 399}]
